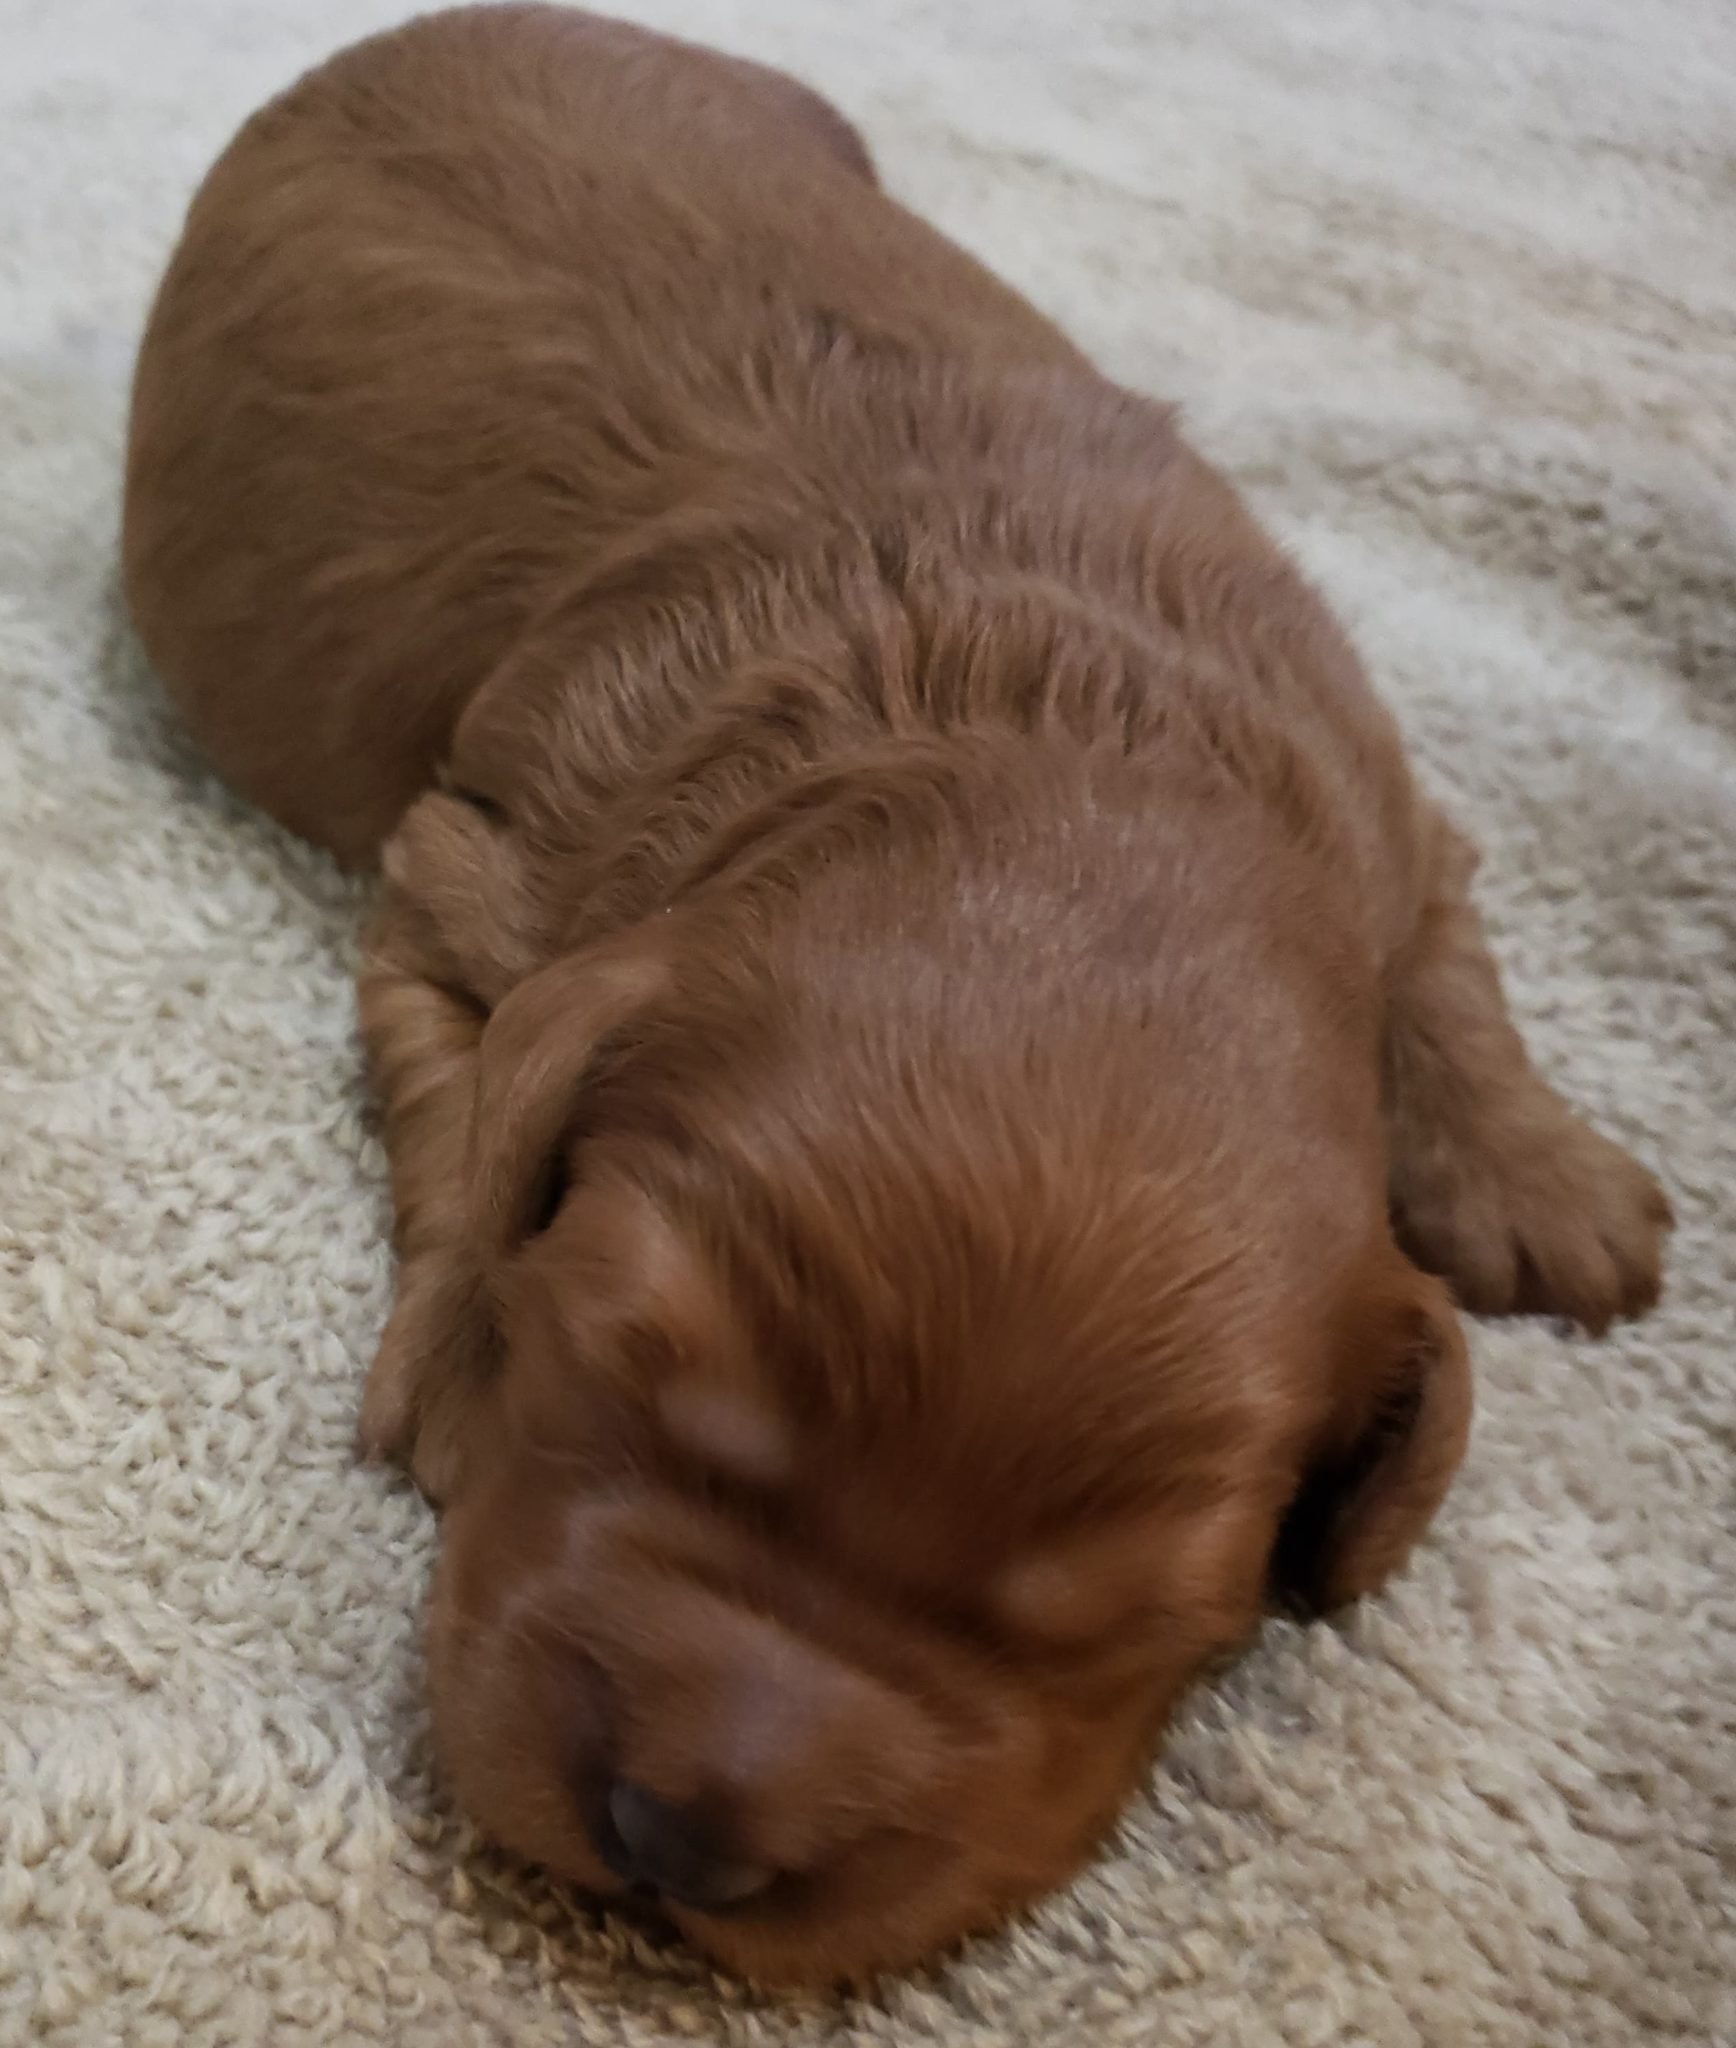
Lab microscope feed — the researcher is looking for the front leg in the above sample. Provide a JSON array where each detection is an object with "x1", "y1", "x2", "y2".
[
  {"x1": 355, "y1": 889, "x2": 498, "y2": 1503},
  {"x1": 1382, "y1": 817, "x2": 1671, "y2": 1333}
]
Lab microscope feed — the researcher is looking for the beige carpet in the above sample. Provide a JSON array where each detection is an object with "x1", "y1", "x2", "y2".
[{"x1": 2, "y1": 1, "x2": 1733, "y2": 2041}]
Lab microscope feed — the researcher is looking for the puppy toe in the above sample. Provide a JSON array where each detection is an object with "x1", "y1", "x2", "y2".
[{"x1": 1396, "y1": 1109, "x2": 1670, "y2": 1336}]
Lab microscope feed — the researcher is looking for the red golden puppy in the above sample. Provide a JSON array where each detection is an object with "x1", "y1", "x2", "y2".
[{"x1": 121, "y1": 4, "x2": 1670, "y2": 1984}]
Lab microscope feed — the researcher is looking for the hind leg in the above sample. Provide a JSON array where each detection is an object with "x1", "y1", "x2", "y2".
[
  {"x1": 737, "y1": 60, "x2": 878, "y2": 182},
  {"x1": 1382, "y1": 820, "x2": 1670, "y2": 1334},
  {"x1": 713, "y1": 49, "x2": 879, "y2": 183}
]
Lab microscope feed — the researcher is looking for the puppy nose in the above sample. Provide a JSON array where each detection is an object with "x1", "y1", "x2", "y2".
[{"x1": 602, "y1": 1779, "x2": 773, "y2": 1911}]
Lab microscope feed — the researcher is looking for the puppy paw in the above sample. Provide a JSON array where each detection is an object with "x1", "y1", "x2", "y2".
[
  {"x1": 359, "y1": 1252, "x2": 495, "y2": 1505},
  {"x1": 1392, "y1": 1102, "x2": 1671, "y2": 1335}
]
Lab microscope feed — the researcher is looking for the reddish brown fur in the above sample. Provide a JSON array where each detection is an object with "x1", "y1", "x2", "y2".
[{"x1": 121, "y1": 4, "x2": 1670, "y2": 1985}]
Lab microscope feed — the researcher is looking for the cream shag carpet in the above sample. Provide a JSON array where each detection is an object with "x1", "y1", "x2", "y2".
[{"x1": 2, "y1": 2, "x2": 1733, "y2": 2042}]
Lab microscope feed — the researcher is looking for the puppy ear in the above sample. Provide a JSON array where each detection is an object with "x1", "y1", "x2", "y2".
[
  {"x1": 382, "y1": 790, "x2": 540, "y2": 1007},
  {"x1": 1271, "y1": 1258, "x2": 1472, "y2": 1611},
  {"x1": 469, "y1": 940, "x2": 670, "y2": 1265}
]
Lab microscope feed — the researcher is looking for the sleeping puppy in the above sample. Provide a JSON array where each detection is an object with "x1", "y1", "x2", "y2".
[{"x1": 121, "y1": 3, "x2": 1670, "y2": 1985}]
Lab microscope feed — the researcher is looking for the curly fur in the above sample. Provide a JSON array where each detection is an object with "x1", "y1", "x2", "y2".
[{"x1": 120, "y1": 3, "x2": 1668, "y2": 1984}]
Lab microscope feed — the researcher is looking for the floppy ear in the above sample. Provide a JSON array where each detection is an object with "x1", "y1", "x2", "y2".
[
  {"x1": 1271, "y1": 1258, "x2": 1472, "y2": 1612},
  {"x1": 382, "y1": 790, "x2": 540, "y2": 1007},
  {"x1": 468, "y1": 939, "x2": 671, "y2": 1267}
]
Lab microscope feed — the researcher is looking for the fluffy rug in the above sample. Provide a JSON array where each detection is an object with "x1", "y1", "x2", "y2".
[{"x1": 2, "y1": 2, "x2": 1731, "y2": 2042}]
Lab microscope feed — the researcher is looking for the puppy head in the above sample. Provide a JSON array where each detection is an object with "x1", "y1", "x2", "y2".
[{"x1": 427, "y1": 937, "x2": 1470, "y2": 1984}]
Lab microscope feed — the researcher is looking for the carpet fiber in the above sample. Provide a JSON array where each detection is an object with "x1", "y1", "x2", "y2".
[{"x1": 2, "y1": 2, "x2": 1732, "y2": 2042}]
